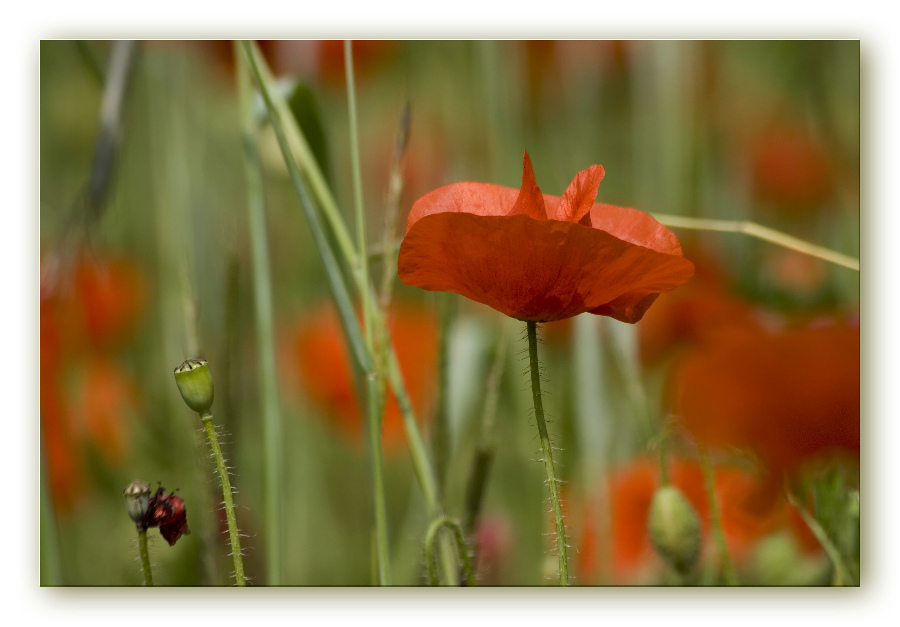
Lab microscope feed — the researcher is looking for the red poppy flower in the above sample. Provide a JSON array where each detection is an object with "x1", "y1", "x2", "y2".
[
  {"x1": 669, "y1": 320, "x2": 860, "y2": 475},
  {"x1": 398, "y1": 151, "x2": 695, "y2": 323},
  {"x1": 284, "y1": 302, "x2": 437, "y2": 451}
]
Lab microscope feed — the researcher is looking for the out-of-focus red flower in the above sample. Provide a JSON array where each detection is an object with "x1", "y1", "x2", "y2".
[
  {"x1": 285, "y1": 302, "x2": 437, "y2": 451},
  {"x1": 40, "y1": 254, "x2": 147, "y2": 514},
  {"x1": 398, "y1": 151, "x2": 695, "y2": 323},
  {"x1": 73, "y1": 257, "x2": 147, "y2": 349},
  {"x1": 750, "y1": 123, "x2": 833, "y2": 215},
  {"x1": 69, "y1": 356, "x2": 137, "y2": 463},
  {"x1": 638, "y1": 248, "x2": 756, "y2": 365},
  {"x1": 669, "y1": 320, "x2": 859, "y2": 476},
  {"x1": 578, "y1": 456, "x2": 819, "y2": 584}
]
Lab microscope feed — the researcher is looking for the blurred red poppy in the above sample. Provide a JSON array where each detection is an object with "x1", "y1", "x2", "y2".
[
  {"x1": 285, "y1": 302, "x2": 437, "y2": 451},
  {"x1": 750, "y1": 122, "x2": 833, "y2": 215},
  {"x1": 40, "y1": 254, "x2": 147, "y2": 514},
  {"x1": 398, "y1": 151, "x2": 695, "y2": 323},
  {"x1": 577, "y1": 456, "x2": 819, "y2": 584},
  {"x1": 638, "y1": 247, "x2": 756, "y2": 365},
  {"x1": 669, "y1": 320, "x2": 859, "y2": 475}
]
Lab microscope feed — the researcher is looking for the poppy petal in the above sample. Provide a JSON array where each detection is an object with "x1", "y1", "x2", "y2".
[
  {"x1": 589, "y1": 203, "x2": 684, "y2": 256},
  {"x1": 555, "y1": 164, "x2": 605, "y2": 223},
  {"x1": 507, "y1": 150, "x2": 549, "y2": 220},
  {"x1": 589, "y1": 292, "x2": 659, "y2": 324},
  {"x1": 406, "y1": 182, "x2": 518, "y2": 231},
  {"x1": 399, "y1": 212, "x2": 695, "y2": 322}
]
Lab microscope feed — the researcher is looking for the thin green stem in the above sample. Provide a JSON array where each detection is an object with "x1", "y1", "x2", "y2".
[
  {"x1": 235, "y1": 41, "x2": 283, "y2": 586},
  {"x1": 244, "y1": 41, "x2": 359, "y2": 271},
  {"x1": 201, "y1": 412, "x2": 246, "y2": 586},
  {"x1": 242, "y1": 40, "x2": 372, "y2": 375},
  {"x1": 652, "y1": 213, "x2": 860, "y2": 271},
  {"x1": 344, "y1": 40, "x2": 375, "y2": 348},
  {"x1": 433, "y1": 293, "x2": 455, "y2": 498},
  {"x1": 244, "y1": 38, "x2": 450, "y2": 584},
  {"x1": 424, "y1": 517, "x2": 475, "y2": 586},
  {"x1": 526, "y1": 321, "x2": 569, "y2": 586},
  {"x1": 698, "y1": 446, "x2": 737, "y2": 585},
  {"x1": 785, "y1": 490, "x2": 855, "y2": 586},
  {"x1": 365, "y1": 374, "x2": 392, "y2": 585},
  {"x1": 137, "y1": 528, "x2": 154, "y2": 586},
  {"x1": 378, "y1": 104, "x2": 410, "y2": 312},
  {"x1": 345, "y1": 39, "x2": 391, "y2": 585}
]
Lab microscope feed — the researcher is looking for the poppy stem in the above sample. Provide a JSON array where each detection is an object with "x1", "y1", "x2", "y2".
[
  {"x1": 200, "y1": 412, "x2": 246, "y2": 586},
  {"x1": 424, "y1": 517, "x2": 475, "y2": 586},
  {"x1": 698, "y1": 445, "x2": 737, "y2": 585},
  {"x1": 136, "y1": 527, "x2": 154, "y2": 586},
  {"x1": 526, "y1": 321, "x2": 570, "y2": 585}
]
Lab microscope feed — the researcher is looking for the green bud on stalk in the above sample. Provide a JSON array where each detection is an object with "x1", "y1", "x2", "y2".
[
  {"x1": 174, "y1": 358, "x2": 215, "y2": 414},
  {"x1": 123, "y1": 479, "x2": 151, "y2": 527},
  {"x1": 648, "y1": 485, "x2": 702, "y2": 576}
]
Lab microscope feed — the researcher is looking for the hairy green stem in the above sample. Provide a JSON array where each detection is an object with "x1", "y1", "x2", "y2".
[
  {"x1": 201, "y1": 412, "x2": 246, "y2": 586},
  {"x1": 526, "y1": 321, "x2": 569, "y2": 585},
  {"x1": 424, "y1": 517, "x2": 475, "y2": 586},
  {"x1": 698, "y1": 446, "x2": 737, "y2": 585},
  {"x1": 235, "y1": 41, "x2": 283, "y2": 586},
  {"x1": 137, "y1": 528, "x2": 154, "y2": 586}
]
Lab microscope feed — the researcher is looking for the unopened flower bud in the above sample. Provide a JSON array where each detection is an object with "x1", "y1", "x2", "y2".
[
  {"x1": 174, "y1": 358, "x2": 214, "y2": 414},
  {"x1": 124, "y1": 480, "x2": 152, "y2": 526},
  {"x1": 648, "y1": 485, "x2": 701, "y2": 575}
]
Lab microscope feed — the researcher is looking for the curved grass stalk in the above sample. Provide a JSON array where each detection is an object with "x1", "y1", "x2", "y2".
[
  {"x1": 424, "y1": 517, "x2": 475, "y2": 586},
  {"x1": 786, "y1": 490, "x2": 855, "y2": 586},
  {"x1": 653, "y1": 213, "x2": 860, "y2": 271}
]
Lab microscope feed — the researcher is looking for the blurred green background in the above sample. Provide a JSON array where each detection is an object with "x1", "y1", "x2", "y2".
[{"x1": 39, "y1": 40, "x2": 859, "y2": 586}]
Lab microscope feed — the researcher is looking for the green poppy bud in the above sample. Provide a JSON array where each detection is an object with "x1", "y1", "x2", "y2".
[
  {"x1": 124, "y1": 479, "x2": 152, "y2": 526},
  {"x1": 648, "y1": 485, "x2": 702, "y2": 576},
  {"x1": 174, "y1": 358, "x2": 215, "y2": 414}
]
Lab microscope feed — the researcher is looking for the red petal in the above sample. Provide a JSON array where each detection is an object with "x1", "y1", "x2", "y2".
[
  {"x1": 589, "y1": 203, "x2": 684, "y2": 256},
  {"x1": 507, "y1": 150, "x2": 548, "y2": 220},
  {"x1": 399, "y1": 212, "x2": 695, "y2": 322},
  {"x1": 555, "y1": 164, "x2": 605, "y2": 223},
  {"x1": 405, "y1": 182, "x2": 518, "y2": 232}
]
